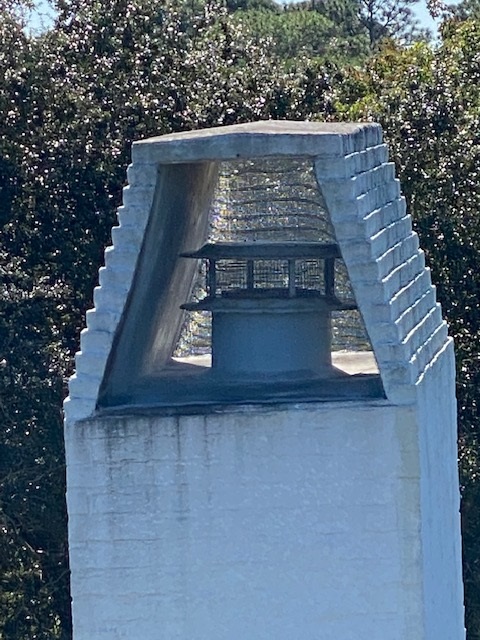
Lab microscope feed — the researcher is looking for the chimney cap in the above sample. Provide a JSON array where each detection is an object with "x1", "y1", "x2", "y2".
[
  {"x1": 132, "y1": 121, "x2": 382, "y2": 164},
  {"x1": 180, "y1": 241, "x2": 342, "y2": 260}
]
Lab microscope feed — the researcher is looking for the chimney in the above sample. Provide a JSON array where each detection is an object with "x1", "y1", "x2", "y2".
[{"x1": 65, "y1": 122, "x2": 464, "y2": 640}]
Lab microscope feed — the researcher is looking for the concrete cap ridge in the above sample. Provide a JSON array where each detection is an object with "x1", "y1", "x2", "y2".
[{"x1": 132, "y1": 121, "x2": 383, "y2": 164}]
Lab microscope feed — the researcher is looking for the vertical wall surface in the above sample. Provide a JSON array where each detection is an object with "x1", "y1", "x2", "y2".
[
  {"x1": 67, "y1": 402, "x2": 426, "y2": 640},
  {"x1": 416, "y1": 342, "x2": 465, "y2": 640}
]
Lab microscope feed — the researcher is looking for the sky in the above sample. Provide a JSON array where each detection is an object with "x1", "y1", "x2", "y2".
[{"x1": 414, "y1": 0, "x2": 461, "y2": 35}]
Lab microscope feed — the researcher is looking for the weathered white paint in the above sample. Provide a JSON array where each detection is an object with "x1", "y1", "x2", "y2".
[
  {"x1": 417, "y1": 341, "x2": 465, "y2": 640},
  {"x1": 64, "y1": 123, "x2": 464, "y2": 639},
  {"x1": 68, "y1": 404, "x2": 409, "y2": 638},
  {"x1": 66, "y1": 375, "x2": 464, "y2": 639}
]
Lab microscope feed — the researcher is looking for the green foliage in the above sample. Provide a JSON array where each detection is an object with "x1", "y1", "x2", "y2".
[
  {"x1": 358, "y1": 0, "x2": 426, "y2": 47},
  {"x1": 454, "y1": 0, "x2": 480, "y2": 19},
  {"x1": 286, "y1": 0, "x2": 426, "y2": 48},
  {"x1": 225, "y1": 0, "x2": 280, "y2": 11},
  {"x1": 231, "y1": 0, "x2": 425, "y2": 65},
  {"x1": 234, "y1": 0, "x2": 370, "y2": 64},
  {"x1": 232, "y1": 6, "x2": 368, "y2": 64},
  {"x1": 0, "y1": 11, "x2": 71, "y2": 639}
]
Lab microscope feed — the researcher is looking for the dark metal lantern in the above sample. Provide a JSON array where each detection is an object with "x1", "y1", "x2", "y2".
[{"x1": 181, "y1": 241, "x2": 356, "y2": 380}]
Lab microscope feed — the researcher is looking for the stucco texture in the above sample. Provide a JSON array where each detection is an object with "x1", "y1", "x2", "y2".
[{"x1": 66, "y1": 398, "x2": 460, "y2": 640}]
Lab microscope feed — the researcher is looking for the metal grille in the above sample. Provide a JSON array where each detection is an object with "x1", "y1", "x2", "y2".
[
  {"x1": 251, "y1": 260, "x2": 288, "y2": 290},
  {"x1": 211, "y1": 259, "x2": 331, "y2": 295},
  {"x1": 209, "y1": 157, "x2": 335, "y2": 243},
  {"x1": 174, "y1": 157, "x2": 370, "y2": 358},
  {"x1": 214, "y1": 260, "x2": 248, "y2": 294},
  {"x1": 295, "y1": 259, "x2": 324, "y2": 291}
]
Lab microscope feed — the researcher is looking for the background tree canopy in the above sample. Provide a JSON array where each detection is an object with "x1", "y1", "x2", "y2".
[{"x1": 1, "y1": 1, "x2": 480, "y2": 638}]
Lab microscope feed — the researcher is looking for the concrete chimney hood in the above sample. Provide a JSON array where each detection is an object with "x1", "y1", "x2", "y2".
[
  {"x1": 65, "y1": 121, "x2": 450, "y2": 420},
  {"x1": 64, "y1": 122, "x2": 464, "y2": 640}
]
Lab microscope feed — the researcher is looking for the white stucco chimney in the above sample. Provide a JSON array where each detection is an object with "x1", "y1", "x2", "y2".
[{"x1": 64, "y1": 122, "x2": 465, "y2": 640}]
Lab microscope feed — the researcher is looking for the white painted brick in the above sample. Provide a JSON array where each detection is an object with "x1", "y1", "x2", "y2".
[
  {"x1": 400, "y1": 233, "x2": 420, "y2": 262},
  {"x1": 380, "y1": 362, "x2": 411, "y2": 386},
  {"x1": 397, "y1": 195, "x2": 407, "y2": 217},
  {"x1": 363, "y1": 199, "x2": 405, "y2": 237},
  {"x1": 373, "y1": 341, "x2": 406, "y2": 365},
  {"x1": 385, "y1": 383, "x2": 416, "y2": 405},
  {"x1": 375, "y1": 234, "x2": 415, "y2": 280},
  {"x1": 85, "y1": 309, "x2": 122, "y2": 333},
  {"x1": 343, "y1": 226, "x2": 418, "y2": 270},
  {"x1": 103, "y1": 246, "x2": 138, "y2": 273},
  {"x1": 318, "y1": 178, "x2": 356, "y2": 207},
  {"x1": 401, "y1": 251, "x2": 425, "y2": 287},
  {"x1": 369, "y1": 125, "x2": 384, "y2": 146},
  {"x1": 362, "y1": 205, "x2": 385, "y2": 237},
  {"x1": 79, "y1": 328, "x2": 113, "y2": 356},
  {"x1": 92, "y1": 285, "x2": 126, "y2": 314},
  {"x1": 382, "y1": 266, "x2": 403, "y2": 300},
  {"x1": 64, "y1": 488, "x2": 89, "y2": 515},
  {"x1": 339, "y1": 239, "x2": 370, "y2": 264},
  {"x1": 366, "y1": 299, "x2": 394, "y2": 324},
  {"x1": 74, "y1": 351, "x2": 107, "y2": 378},
  {"x1": 352, "y1": 144, "x2": 389, "y2": 175},
  {"x1": 66, "y1": 402, "x2": 465, "y2": 640},
  {"x1": 395, "y1": 289, "x2": 437, "y2": 342},
  {"x1": 411, "y1": 320, "x2": 449, "y2": 378},
  {"x1": 347, "y1": 124, "x2": 383, "y2": 152},
  {"x1": 91, "y1": 285, "x2": 103, "y2": 310},
  {"x1": 121, "y1": 184, "x2": 154, "y2": 209},
  {"x1": 71, "y1": 511, "x2": 160, "y2": 543},
  {"x1": 63, "y1": 396, "x2": 96, "y2": 424},
  {"x1": 370, "y1": 216, "x2": 413, "y2": 258},
  {"x1": 98, "y1": 266, "x2": 134, "y2": 294},
  {"x1": 382, "y1": 253, "x2": 425, "y2": 302},
  {"x1": 88, "y1": 489, "x2": 164, "y2": 515},
  {"x1": 111, "y1": 222, "x2": 145, "y2": 248},
  {"x1": 354, "y1": 191, "x2": 374, "y2": 219},
  {"x1": 330, "y1": 217, "x2": 363, "y2": 241},
  {"x1": 116, "y1": 204, "x2": 149, "y2": 228},
  {"x1": 347, "y1": 259, "x2": 379, "y2": 283},
  {"x1": 71, "y1": 568, "x2": 165, "y2": 598},
  {"x1": 389, "y1": 269, "x2": 432, "y2": 321},
  {"x1": 64, "y1": 126, "x2": 464, "y2": 640},
  {"x1": 346, "y1": 152, "x2": 367, "y2": 177},
  {"x1": 363, "y1": 320, "x2": 398, "y2": 345},
  {"x1": 340, "y1": 131, "x2": 366, "y2": 155},
  {"x1": 316, "y1": 145, "x2": 388, "y2": 180},
  {"x1": 387, "y1": 242, "x2": 411, "y2": 276},
  {"x1": 356, "y1": 181, "x2": 401, "y2": 216},
  {"x1": 314, "y1": 155, "x2": 357, "y2": 179},
  {"x1": 371, "y1": 143, "x2": 389, "y2": 166},
  {"x1": 68, "y1": 373, "x2": 102, "y2": 402},
  {"x1": 126, "y1": 162, "x2": 158, "y2": 187},
  {"x1": 352, "y1": 162, "x2": 396, "y2": 196},
  {"x1": 416, "y1": 336, "x2": 453, "y2": 386},
  {"x1": 66, "y1": 462, "x2": 112, "y2": 491}
]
